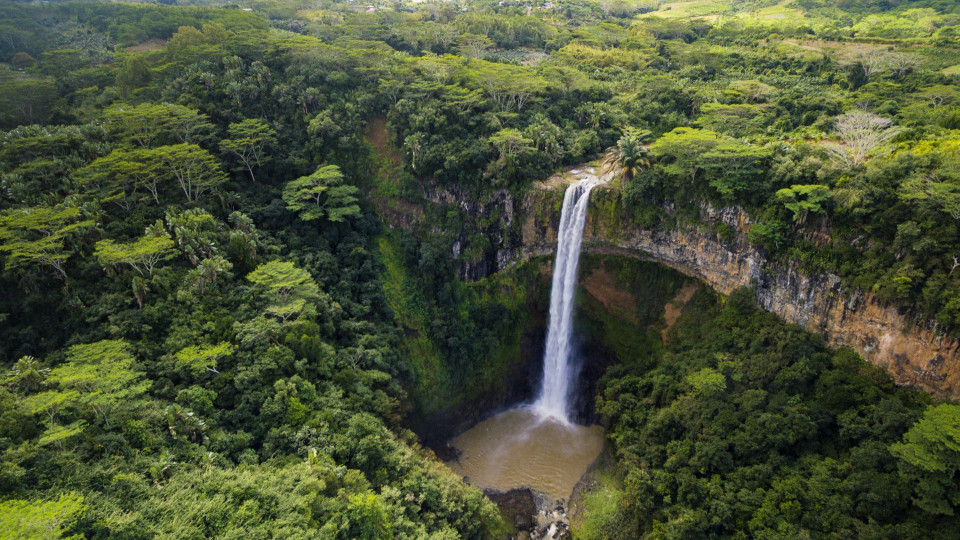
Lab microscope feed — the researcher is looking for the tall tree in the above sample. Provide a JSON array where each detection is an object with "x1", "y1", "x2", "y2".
[
  {"x1": 915, "y1": 85, "x2": 959, "y2": 109},
  {"x1": 539, "y1": 65, "x2": 589, "y2": 96},
  {"x1": 457, "y1": 33, "x2": 494, "y2": 59},
  {"x1": 602, "y1": 127, "x2": 651, "y2": 182},
  {"x1": 0, "y1": 79, "x2": 59, "y2": 129},
  {"x1": 696, "y1": 103, "x2": 770, "y2": 136},
  {"x1": 45, "y1": 340, "x2": 149, "y2": 421},
  {"x1": 900, "y1": 173, "x2": 960, "y2": 221},
  {"x1": 471, "y1": 62, "x2": 545, "y2": 111},
  {"x1": 115, "y1": 55, "x2": 152, "y2": 97},
  {"x1": 775, "y1": 185, "x2": 832, "y2": 225},
  {"x1": 826, "y1": 111, "x2": 898, "y2": 167},
  {"x1": 246, "y1": 260, "x2": 323, "y2": 322},
  {"x1": 281, "y1": 165, "x2": 360, "y2": 222},
  {"x1": 219, "y1": 119, "x2": 276, "y2": 182},
  {"x1": 698, "y1": 140, "x2": 773, "y2": 200},
  {"x1": 93, "y1": 226, "x2": 177, "y2": 276},
  {"x1": 103, "y1": 103, "x2": 213, "y2": 147},
  {"x1": 0, "y1": 206, "x2": 93, "y2": 280},
  {"x1": 23, "y1": 340, "x2": 148, "y2": 445},
  {"x1": 891, "y1": 404, "x2": 960, "y2": 515},
  {"x1": 75, "y1": 148, "x2": 163, "y2": 206},
  {"x1": 488, "y1": 129, "x2": 534, "y2": 160},
  {"x1": 649, "y1": 127, "x2": 722, "y2": 184},
  {"x1": 173, "y1": 342, "x2": 234, "y2": 376},
  {"x1": 156, "y1": 144, "x2": 228, "y2": 202}
]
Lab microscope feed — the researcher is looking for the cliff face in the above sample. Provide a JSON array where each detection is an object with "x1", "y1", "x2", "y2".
[
  {"x1": 516, "y1": 186, "x2": 960, "y2": 401},
  {"x1": 378, "y1": 181, "x2": 960, "y2": 400}
]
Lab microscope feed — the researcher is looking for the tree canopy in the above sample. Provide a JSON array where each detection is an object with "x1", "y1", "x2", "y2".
[
  {"x1": 281, "y1": 165, "x2": 360, "y2": 223},
  {"x1": 94, "y1": 227, "x2": 177, "y2": 276},
  {"x1": 2, "y1": 0, "x2": 960, "y2": 537},
  {"x1": 0, "y1": 206, "x2": 93, "y2": 279},
  {"x1": 246, "y1": 260, "x2": 324, "y2": 322}
]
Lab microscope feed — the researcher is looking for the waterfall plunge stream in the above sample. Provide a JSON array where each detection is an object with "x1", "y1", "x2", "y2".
[
  {"x1": 533, "y1": 177, "x2": 600, "y2": 423},
  {"x1": 445, "y1": 171, "x2": 604, "y2": 503}
]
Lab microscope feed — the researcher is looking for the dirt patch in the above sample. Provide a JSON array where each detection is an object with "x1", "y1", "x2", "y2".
[
  {"x1": 540, "y1": 262, "x2": 638, "y2": 321},
  {"x1": 662, "y1": 282, "x2": 698, "y2": 342},
  {"x1": 366, "y1": 116, "x2": 402, "y2": 166},
  {"x1": 365, "y1": 116, "x2": 421, "y2": 225},
  {"x1": 580, "y1": 267, "x2": 637, "y2": 323},
  {"x1": 124, "y1": 39, "x2": 167, "y2": 53}
]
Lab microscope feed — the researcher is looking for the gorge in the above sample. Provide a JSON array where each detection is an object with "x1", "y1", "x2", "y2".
[
  {"x1": 382, "y1": 170, "x2": 960, "y2": 403},
  {"x1": 6, "y1": 1, "x2": 960, "y2": 537},
  {"x1": 416, "y1": 170, "x2": 960, "y2": 536}
]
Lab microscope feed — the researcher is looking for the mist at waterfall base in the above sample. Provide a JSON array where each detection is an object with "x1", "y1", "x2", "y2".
[{"x1": 445, "y1": 177, "x2": 604, "y2": 500}]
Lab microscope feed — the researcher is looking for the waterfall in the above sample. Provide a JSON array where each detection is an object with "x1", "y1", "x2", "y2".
[{"x1": 533, "y1": 177, "x2": 600, "y2": 423}]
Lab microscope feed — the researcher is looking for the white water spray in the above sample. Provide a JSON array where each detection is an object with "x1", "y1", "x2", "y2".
[{"x1": 533, "y1": 174, "x2": 601, "y2": 423}]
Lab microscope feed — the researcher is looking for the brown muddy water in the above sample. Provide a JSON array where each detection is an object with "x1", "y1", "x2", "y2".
[{"x1": 444, "y1": 407, "x2": 604, "y2": 500}]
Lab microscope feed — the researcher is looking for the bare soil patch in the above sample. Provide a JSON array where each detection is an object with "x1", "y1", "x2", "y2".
[
  {"x1": 662, "y1": 282, "x2": 699, "y2": 342},
  {"x1": 124, "y1": 39, "x2": 167, "y2": 53},
  {"x1": 581, "y1": 267, "x2": 638, "y2": 322},
  {"x1": 366, "y1": 116, "x2": 402, "y2": 166}
]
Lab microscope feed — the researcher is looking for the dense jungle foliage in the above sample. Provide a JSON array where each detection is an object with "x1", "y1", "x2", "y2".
[
  {"x1": 567, "y1": 257, "x2": 960, "y2": 538},
  {"x1": 584, "y1": 286, "x2": 948, "y2": 538},
  {"x1": 2, "y1": 0, "x2": 960, "y2": 538}
]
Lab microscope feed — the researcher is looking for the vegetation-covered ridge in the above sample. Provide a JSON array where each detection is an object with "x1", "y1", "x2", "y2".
[
  {"x1": 2, "y1": 0, "x2": 960, "y2": 538},
  {"x1": 575, "y1": 286, "x2": 960, "y2": 538}
]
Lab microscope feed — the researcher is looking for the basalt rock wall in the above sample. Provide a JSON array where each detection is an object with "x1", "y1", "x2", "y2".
[
  {"x1": 520, "y1": 186, "x2": 960, "y2": 400},
  {"x1": 381, "y1": 182, "x2": 960, "y2": 400}
]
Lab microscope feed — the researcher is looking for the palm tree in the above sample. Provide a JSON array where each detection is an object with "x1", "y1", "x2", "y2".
[
  {"x1": 9, "y1": 355, "x2": 49, "y2": 393},
  {"x1": 602, "y1": 127, "x2": 651, "y2": 182}
]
